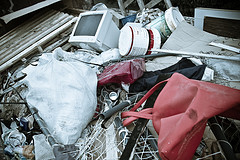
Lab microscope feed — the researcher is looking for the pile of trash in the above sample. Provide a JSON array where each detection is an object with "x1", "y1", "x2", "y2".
[{"x1": 0, "y1": 2, "x2": 240, "y2": 160}]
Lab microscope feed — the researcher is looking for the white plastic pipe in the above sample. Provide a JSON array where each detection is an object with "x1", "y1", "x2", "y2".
[{"x1": 151, "y1": 49, "x2": 240, "y2": 61}]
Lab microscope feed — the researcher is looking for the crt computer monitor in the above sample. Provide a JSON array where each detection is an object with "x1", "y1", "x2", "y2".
[{"x1": 69, "y1": 10, "x2": 120, "y2": 52}]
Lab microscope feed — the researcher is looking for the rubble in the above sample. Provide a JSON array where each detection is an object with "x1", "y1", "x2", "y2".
[{"x1": 0, "y1": 1, "x2": 240, "y2": 160}]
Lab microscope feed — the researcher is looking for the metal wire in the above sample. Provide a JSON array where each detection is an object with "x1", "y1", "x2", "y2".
[
  {"x1": 219, "y1": 117, "x2": 240, "y2": 153},
  {"x1": 72, "y1": 87, "x2": 160, "y2": 160},
  {"x1": 2, "y1": 80, "x2": 239, "y2": 160}
]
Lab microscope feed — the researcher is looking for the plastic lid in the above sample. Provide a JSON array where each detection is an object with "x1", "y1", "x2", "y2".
[
  {"x1": 165, "y1": 7, "x2": 184, "y2": 32},
  {"x1": 109, "y1": 92, "x2": 118, "y2": 101},
  {"x1": 119, "y1": 26, "x2": 133, "y2": 56}
]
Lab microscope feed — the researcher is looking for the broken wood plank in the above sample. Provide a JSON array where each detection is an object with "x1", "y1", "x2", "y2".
[
  {"x1": 118, "y1": 0, "x2": 145, "y2": 16},
  {"x1": 0, "y1": 17, "x2": 77, "y2": 73},
  {"x1": 0, "y1": 15, "x2": 74, "y2": 64},
  {"x1": 0, "y1": 10, "x2": 59, "y2": 48},
  {"x1": 118, "y1": 0, "x2": 127, "y2": 16},
  {"x1": 0, "y1": 12, "x2": 68, "y2": 52},
  {"x1": 136, "y1": 0, "x2": 145, "y2": 10},
  {"x1": 0, "y1": 0, "x2": 61, "y2": 24},
  {"x1": 163, "y1": 0, "x2": 173, "y2": 9},
  {"x1": 0, "y1": 12, "x2": 67, "y2": 56},
  {"x1": 124, "y1": 0, "x2": 135, "y2": 8},
  {"x1": 0, "y1": 10, "x2": 58, "y2": 47}
]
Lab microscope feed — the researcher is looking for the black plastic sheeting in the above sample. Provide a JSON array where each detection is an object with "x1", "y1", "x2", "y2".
[{"x1": 129, "y1": 58, "x2": 206, "y2": 93}]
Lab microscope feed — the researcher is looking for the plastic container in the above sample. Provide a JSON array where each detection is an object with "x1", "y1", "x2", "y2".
[
  {"x1": 119, "y1": 25, "x2": 161, "y2": 57},
  {"x1": 109, "y1": 92, "x2": 118, "y2": 101},
  {"x1": 145, "y1": 13, "x2": 171, "y2": 43},
  {"x1": 146, "y1": 28, "x2": 161, "y2": 55},
  {"x1": 165, "y1": 7, "x2": 185, "y2": 32}
]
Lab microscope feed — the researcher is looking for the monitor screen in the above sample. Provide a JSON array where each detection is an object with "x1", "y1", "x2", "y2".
[
  {"x1": 69, "y1": 10, "x2": 120, "y2": 52},
  {"x1": 73, "y1": 14, "x2": 103, "y2": 36}
]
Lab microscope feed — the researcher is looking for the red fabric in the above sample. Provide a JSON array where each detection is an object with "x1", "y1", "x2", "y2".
[
  {"x1": 122, "y1": 73, "x2": 240, "y2": 160},
  {"x1": 97, "y1": 59, "x2": 145, "y2": 86}
]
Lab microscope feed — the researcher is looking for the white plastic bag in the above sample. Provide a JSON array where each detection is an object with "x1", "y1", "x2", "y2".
[{"x1": 23, "y1": 48, "x2": 97, "y2": 144}]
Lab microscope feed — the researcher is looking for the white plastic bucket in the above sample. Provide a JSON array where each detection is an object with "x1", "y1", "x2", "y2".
[
  {"x1": 119, "y1": 25, "x2": 161, "y2": 56},
  {"x1": 165, "y1": 7, "x2": 185, "y2": 32},
  {"x1": 146, "y1": 28, "x2": 161, "y2": 55}
]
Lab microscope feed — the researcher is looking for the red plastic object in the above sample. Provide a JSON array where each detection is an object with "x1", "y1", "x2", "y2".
[
  {"x1": 122, "y1": 73, "x2": 240, "y2": 160},
  {"x1": 98, "y1": 59, "x2": 145, "y2": 86}
]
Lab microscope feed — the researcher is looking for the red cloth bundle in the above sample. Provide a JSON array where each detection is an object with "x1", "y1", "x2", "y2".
[
  {"x1": 98, "y1": 59, "x2": 145, "y2": 86},
  {"x1": 122, "y1": 73, "x2": 240, "y2": 160}
]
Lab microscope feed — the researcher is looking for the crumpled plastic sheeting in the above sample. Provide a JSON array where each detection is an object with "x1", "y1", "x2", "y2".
[
  {"x1": 55, "y1": 48, "x2": 121, "y2": 73},
  {"x1": 90, "y1": 48, "x2": 121, "y2": 66},
  {"x1": 33, "y1": 134, "x2": 55, "y2": 160},
  {"x1": 1, "y1": 122, "x2": 26, "y2": 148},
  {"x1": 22, "y1": 48, "x2": 97, "y2": 144},
  {"x1": 203, "y1": 57, "x2": 240, "y2": 81},
  {"x1": 98, "y1": 58, "x2": 145, "y2": 86},
  {"x1": 1, "y1": 122, "x2": 29, "y2": 158}
]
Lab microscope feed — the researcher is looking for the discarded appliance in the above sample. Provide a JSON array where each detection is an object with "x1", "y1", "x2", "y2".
[
  {"x1": 69, "y1": 10, "x2": 120, "y2": 52},
  {"x1": 118, "y1": 24, "x2": 161, "y2": 56},
  {"x1": 146, "y1": 7, "x2": 185, "y2": 42},
  {"x1": 90, "y1": 3, "x2": 124, "y2": 28},
  {"x1": 122, "y1": 73, "x2": 240, "y2": 160},
  {"x1": 98, "y1": 58, "x2": 145, "y2": 86}
]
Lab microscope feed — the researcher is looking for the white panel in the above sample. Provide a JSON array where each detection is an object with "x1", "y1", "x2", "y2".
[{"x1": 194, "y1": 8, "x2": 240, "y2": 30}]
